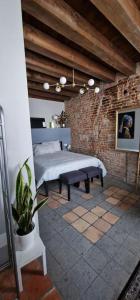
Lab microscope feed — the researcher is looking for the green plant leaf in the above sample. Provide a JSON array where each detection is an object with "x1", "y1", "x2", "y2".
[
  {"x1": 28, "y1": 197, "x2": 33, "y2": 213},
  {"x1": 16, "y1": 169, "x2": 24, "y2": 212},
  {"x1": 25, "y1": 160, "x2": 32, "y2": 187},
  {"x1": 11, "y1": 205, "x2": 19, "y2": 223},
  {"x1": 22, "y1": 184, "x2": 32, "y2": 208},
  {"x1": 32, "y1": 198, "x2": 48, "y2": 217}
]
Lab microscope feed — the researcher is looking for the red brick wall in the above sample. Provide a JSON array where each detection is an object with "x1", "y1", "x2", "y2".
[{"x1": 65, "y1": 75, "x2": 140, "y2": 185}]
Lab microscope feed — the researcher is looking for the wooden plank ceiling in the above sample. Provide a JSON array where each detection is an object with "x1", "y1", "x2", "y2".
[{"x1": 22, "y1": 0, "x2": 140, "y2": 102}]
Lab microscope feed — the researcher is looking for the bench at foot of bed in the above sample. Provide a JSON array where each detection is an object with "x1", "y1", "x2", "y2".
[
  {"x1": 79, "y1": 166, "x2": 103, "y2": 193},
  {"x1": 59, "y1": 170, "x2": 89, "y2": 201}
]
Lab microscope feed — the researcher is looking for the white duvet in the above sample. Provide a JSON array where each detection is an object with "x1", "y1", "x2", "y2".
[{"x1": 34, "y1": 151, "x2": 107, "y2": 188}]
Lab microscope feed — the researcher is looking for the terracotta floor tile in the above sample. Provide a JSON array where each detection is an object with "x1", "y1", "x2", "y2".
[
  {"x1": 63, "y1": 211, "x2": 79, "y2": 223},
  {"x1": 106, "y1": 197, "x2": 120, "y2": 206},
  {"x1": 81, "y1": 193, "x2": 93, "y2": 200},
  {"x1": 61, "y1": 189, "x2": 68, "y2": 196},
  {"x1": 124, "y1": 197, "x2": 137, "y2": 205},
  {"x1": 37, "y1": 194, "x2": 48, "y2": 201},
  {"x1": 80, "y1": 182, "x2": 85, "y2": 188},
  {"x1": 50, "y1": 193, "x2": 61, "y2": 201},
  {"x1": 2, "y1": 291, "x2": 17, "y2": 300},
  {"x1": 94, "y1": 218, "x2": 111, "y2": 233},
  {"x1": 102, "y1": 212, "x2": 119, "y2": 224},
  {"x1": 107, "y1": 186, "x2": 119, "y2": 192},
  {"x1": 117, "y1": 189, "x2": 129, "y2": 196},
  {"x1": 103, "y1": 189, "x2": 113, "y2": 196},
  {"x1": 72, "y1": 218, "x2": 90, "y2": 232},
  {"x1": 72, "y1": 206, "x2": 88, "y2": 216},
  {"x1": 111, "y1": 193, "x2": 124, "y2": 200},
  {"x1": 82, "y1": 212, "x2": 98, "y2": 224},
  {"x1": 129, "y1": 193, "x2": 139, "y2": 200},
  {"x1": 118, "y1": 202, "x2": 132, "y2": 211},
  {"x1": 42, "y1": 288, "x2": 62, "y2": 300},
  {"x1": 48, "y1": 200, "x2": 61, "y2": 209},
  {"x1": 91, "y1": 206, "x2": 106, "y2": 217},
  {"x1": 19, "y1": 292, "x2": 30, "y2": 300},
  {"x1": 93, "y1": 179, "x2": 101, "y2": 185},
  {"x1": 83, "y1": 226, "x2": 104, "y2": 243},
  {"x1": 23, "y1": 273, "x2": 52, "y2": 294},
  {"x1": 0, "y1": 260, "x2": 56, "y2": 300},
  {"x1": 57, "y1": 198, "x2": 68, "y2": 204}
]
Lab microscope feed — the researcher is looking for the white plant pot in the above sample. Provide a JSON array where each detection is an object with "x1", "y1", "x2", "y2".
[{"x1": 15, "y1": 225, "x2": 36, "y2": 251}]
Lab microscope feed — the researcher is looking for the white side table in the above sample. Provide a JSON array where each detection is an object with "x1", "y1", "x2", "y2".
[{"x1": 15, "y1": 235, "x2": 47, "y2": 292}]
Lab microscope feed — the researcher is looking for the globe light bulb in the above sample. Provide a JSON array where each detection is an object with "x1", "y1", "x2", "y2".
[
  {"x1": 43, "y1": 82, "x2": 50, "y2": 90},
  {"x1": 79, "y1": 88, "x2": 85, "y2": 95},
  {"x1": 60, "y1": 76, "x2": 67, "y2": 85},
  {"x1": 56, "y1": 86, "x2": 61, "y2": 92},
  {"x1": 95, "y1": 87, "x2": 100, "y2": 93},
  {"x1": 88, "y1": 79, "x2": 95, "y2": 87}
]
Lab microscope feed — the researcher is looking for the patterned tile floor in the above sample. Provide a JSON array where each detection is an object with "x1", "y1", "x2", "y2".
[
  {"x1": 0, "y1": 260, "x2": 61, "y2": 300},
  {"x1": 38, "y1": 176, "x2": 140, "y2": 300}
]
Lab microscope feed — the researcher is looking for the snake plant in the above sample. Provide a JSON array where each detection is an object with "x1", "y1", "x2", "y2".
[{"x1": 12, "y1": 158, "x2": 47, "y2": 235}]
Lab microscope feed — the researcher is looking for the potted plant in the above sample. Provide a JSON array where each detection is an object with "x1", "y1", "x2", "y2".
[{"x1": 12, "y1": 158, "x2": 47, "y2": 251}]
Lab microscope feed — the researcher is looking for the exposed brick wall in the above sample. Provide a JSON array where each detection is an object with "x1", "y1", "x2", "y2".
[{"x1": 65, "y1": 74, "x2": 140, "y2": 185}]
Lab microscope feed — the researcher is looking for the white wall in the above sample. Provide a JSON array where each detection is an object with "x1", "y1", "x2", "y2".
[
  {"x1": 29, "y1": 98, "x2": 64, "y2": 127},
  {"x1": 0, "y1": 1, "x2": 37, "y2": 249}
]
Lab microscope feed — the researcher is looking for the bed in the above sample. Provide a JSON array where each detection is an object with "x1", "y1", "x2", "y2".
[{"x1": 33, "y1": 143, "x2": 107, "y2": 189}]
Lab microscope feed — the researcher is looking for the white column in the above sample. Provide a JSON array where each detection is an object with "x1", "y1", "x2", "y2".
[{"x1": 0, "y1": 0, "x2": 39, "y2": 244}]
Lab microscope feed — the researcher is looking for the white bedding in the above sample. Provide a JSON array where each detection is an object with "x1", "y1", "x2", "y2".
[{"x1": 34, "y1": 151, "x2": 107, "y2": 188}]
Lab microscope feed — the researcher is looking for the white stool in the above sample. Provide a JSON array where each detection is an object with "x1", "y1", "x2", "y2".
[{"x1": 16, "y1": 235, "x2": 47, "y2": 292}]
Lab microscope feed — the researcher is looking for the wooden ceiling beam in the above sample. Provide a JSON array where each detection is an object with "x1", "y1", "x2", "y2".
[
  {"x1": 28, "y1": 88, "x2": 69, "y2": 102},
  {"x1": 24, "y1": 24, "x2": 115, "y2": 82},
  {"x1": 27, "y1": 70, "x2": 79, "y2": 92},
  {"x1": 26, "y1": 51, "x2": 96, "y2": 84},
  {"x1": 90, "y1": 0, "x2": 140, "y2": 53},
  {"x1": 28, "y1": 80, "x2": 78, "y2": 97},
  {"x1": 29, "y1": 93, "x2": 64, "y2": 102},
  {"x1": 22, "y1": 0, "x2": 136, "y2": 75}
]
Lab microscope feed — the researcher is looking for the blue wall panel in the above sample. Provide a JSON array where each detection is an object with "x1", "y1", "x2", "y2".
[{"x1": 31, "y1": 128, "x2": 71, "y2": 146}]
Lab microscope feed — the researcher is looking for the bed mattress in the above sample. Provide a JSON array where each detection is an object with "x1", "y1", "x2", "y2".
[{"x1": 34, "y1": 151, "x2": 107, "y2": 188}]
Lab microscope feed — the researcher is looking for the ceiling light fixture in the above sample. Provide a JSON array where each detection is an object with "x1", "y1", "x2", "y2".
[{"x1": 43, "y1": 69, "x2": 100, "y2": 95}]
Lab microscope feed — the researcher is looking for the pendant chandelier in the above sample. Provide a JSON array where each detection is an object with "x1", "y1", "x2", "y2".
[{"x1": 43, "y1": 69, "x2": 100, "y2": 95}]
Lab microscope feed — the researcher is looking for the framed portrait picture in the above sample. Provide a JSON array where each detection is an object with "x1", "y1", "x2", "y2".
[{"x1": 115, "y1": 108, "x2": 140, "y2": 152}]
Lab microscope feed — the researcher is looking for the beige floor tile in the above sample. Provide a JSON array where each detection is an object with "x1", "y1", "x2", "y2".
[
  {"x1": 57, "y1": 198, "x2": 68, "y2": 204},
  {"x1": 51, "y1": 193, "x2": 61, "y2": 201},
  {"x1": 83, "y1": 226, "x2": 104, "y2": 243},
  {"x1": 91, "y1": 206, "x2": 106, "y2": 217},
  {"x1": 72, "y1": 218, "x2": 90, "y2": 232},
  {"x1": 48, "y1": 200, "x2": 61, "y2": 209},
  {"x1": 82, "y1": 212, "x2": 98, "y2": 224},
  {"x1": 129, "y1": 193, "x2": 139, "y2": 201},
  {"x1": 103, "y1": 189, "x2": 113, "y2": 196},
  {"x1": 102, "y1": 212, "x2": 119, "y2": 224},
  {"x1": 117, "y1": 189, "x2": 129, "y2": 196},
  {"x1": 81, "y1": 193, "x2": 93, "y2": 200},
  {"x1": 111, "y1": 193, "x2": 124, "y2": 200},
  {"x1": 107, "y1": 186, "x2": 119, "y2": 192},
  {"x1": 106, "y1": 197, "x2": 120, "y2": 206},
  {"x1": 37, "y1": 194, "x2": 47, "y2": 201},
  {"x1": 94, "y1": 218, "x2": 111, "y2": 233},
  {"x1": 73, "y1": 206, "x2": 88, "y2": 217},
  {"x1": 63, "y1": 211, "x2": 79, "y2": 223}
]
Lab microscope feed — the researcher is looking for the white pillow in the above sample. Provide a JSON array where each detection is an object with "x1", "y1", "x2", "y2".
[
  {"x1": 34, "y1": 141, "x2": 61, "y2": 156},
  {"x1": 42, "y1": 140, "x2": 61, "y2": 152}
]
